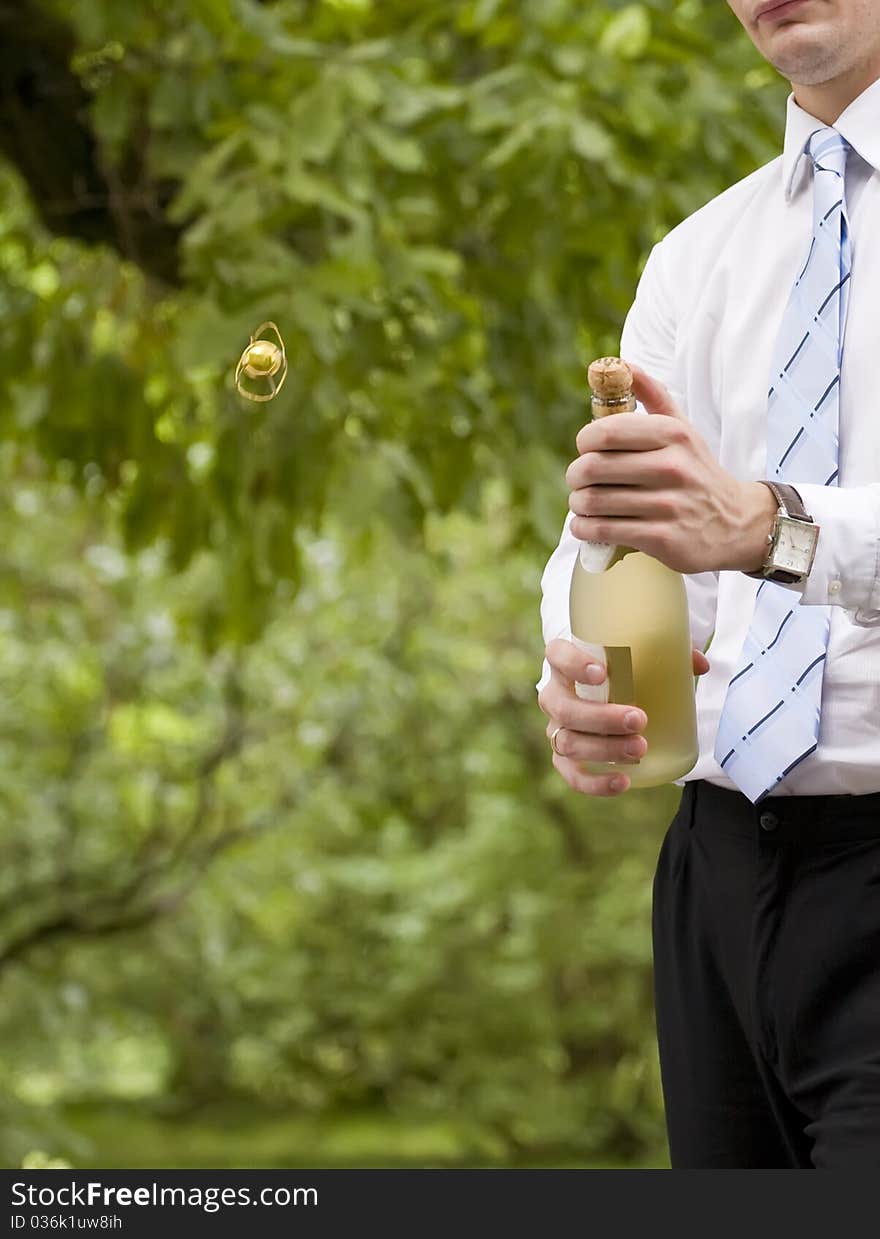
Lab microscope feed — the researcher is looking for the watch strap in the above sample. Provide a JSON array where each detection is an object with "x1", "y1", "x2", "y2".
[{"x1": 758, "y1": 481, "x2": 812, "y2": 523}]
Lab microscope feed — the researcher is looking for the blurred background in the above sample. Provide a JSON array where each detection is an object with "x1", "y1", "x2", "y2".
[{"x1": 0, "y1": 0, "x2": 786, "y2": 1169}]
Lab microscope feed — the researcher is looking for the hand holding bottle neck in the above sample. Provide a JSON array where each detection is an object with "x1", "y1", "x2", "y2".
[{"x1": 571, "y1": 363, "x2": 792, "y2": 576}]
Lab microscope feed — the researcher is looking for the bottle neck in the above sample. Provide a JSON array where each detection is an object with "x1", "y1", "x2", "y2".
[{"x1": 590, "y1": 393, "x2": 636, "y2": 417}]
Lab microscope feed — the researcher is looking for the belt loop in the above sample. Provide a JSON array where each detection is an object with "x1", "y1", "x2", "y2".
[{"x1": 687, "y1": 780, "x2": 698, "y2": 831}]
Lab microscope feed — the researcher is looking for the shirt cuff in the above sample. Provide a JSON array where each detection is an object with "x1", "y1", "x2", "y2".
[{"x1": 785, "y1": 483, "x2": 880, "y2": 625}]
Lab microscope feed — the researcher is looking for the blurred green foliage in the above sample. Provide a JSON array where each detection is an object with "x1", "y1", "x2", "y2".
[
  {"x1": 0, "y1": 0, "x2": 786, "y2": 1167},
  {"x1": 2, "y1": 0, "x2": 785, "y2": 637}
]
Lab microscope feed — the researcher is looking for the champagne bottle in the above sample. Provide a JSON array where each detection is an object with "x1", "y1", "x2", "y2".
[{"x1": 568, "y1": 358, "x2": 699, "y2": 788}]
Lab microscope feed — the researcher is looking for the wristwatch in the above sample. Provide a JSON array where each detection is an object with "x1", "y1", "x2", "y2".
[{"x1": 744, "y1": 481, "x2": 820, "y2": 585}]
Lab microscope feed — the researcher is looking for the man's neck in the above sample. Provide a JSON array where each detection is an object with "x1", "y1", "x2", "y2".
[{"x1": 791, "y1": 61, "x2": 880, "y2": 125}]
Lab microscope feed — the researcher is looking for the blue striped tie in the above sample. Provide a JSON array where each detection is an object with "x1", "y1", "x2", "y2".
[{"x1": 713, "y1": 127, "x2": 852, "y2": 804}]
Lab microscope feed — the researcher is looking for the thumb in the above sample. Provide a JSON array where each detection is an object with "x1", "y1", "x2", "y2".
[{"x1": 624, "y1": 361, "x2": 685, "y2": 419}]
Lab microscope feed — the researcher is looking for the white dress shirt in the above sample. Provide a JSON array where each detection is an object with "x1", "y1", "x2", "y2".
[{"x1": 538, "y1": 75, "x2": 880, "y2": 796}]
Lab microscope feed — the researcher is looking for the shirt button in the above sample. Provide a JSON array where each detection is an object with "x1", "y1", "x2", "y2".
[
  {"x1": 828, "y1": 579, "x2": 842, "y2": 596},
  {"x1": 759, "y1": 811, "x2": 779, "y2": 833}
]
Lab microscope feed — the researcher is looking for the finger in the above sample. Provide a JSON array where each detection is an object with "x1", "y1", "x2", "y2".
[
  {"x1": 575, "y1": 413, "x2": 675, "y2": 456},
  {"x1": 543, "y1": 637, "x2": 608, "y2": 686},
  {"x1": 569, "y1": 485, "x2": 675, "y2": 519},
  {"x1": 625, "y1": 362, "x2": 686, "y2": 419},
  {"x1": 552, "y1": 751, "x2": 631, "y2": 797},
  {"x1": 550, "y1": 725, "x2": 648, "y2": 766},
  {"x1": 540, "y1": 686, "x2": 648, "y2": 737},
  {"x1": 693, "y1": 649, "x2": 711, "y2": 676},
  {"x1": 570, "y1": 515, "x2": 658, "y2": 549},
  {"x1": 566, "y1": 448, "x2": 679, "y2": 490}
]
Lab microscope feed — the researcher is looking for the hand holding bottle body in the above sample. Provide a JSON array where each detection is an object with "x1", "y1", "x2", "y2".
[
  {"x1": 566, "y1": 363, "x2": 778, "y2": 576},
  {"x1": 539, "y1": 639, "x2": 711, "y2": 798}
]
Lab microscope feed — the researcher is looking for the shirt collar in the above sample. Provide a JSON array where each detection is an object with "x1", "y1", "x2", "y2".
[{"x1": 782, "y1": 72, "x2": 880, "y2": 201}]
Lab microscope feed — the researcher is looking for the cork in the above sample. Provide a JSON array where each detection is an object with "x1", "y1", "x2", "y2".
[{"x1": 587, "y1": 357, "x2": 636, "y2": 416}]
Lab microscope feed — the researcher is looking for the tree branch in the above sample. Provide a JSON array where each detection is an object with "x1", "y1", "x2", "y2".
[
  {"x1": 0, "y1": 0, "x2": 183, "y2": 285},
  {"x1": 0, "y1": 654, "x2": 256, "y2": 970}
]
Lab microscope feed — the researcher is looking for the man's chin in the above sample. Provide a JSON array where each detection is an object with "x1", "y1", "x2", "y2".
[{"x1": 761, "y1": 28, "x2": 840, "y2": 83}]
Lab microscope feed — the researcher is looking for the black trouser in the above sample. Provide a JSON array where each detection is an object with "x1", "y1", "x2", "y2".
[{"x1": 652, "y1": 778, "x2": 880, "y2": 1168}]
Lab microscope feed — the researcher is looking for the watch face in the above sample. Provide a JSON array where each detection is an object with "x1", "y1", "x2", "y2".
[{"x1": 772, "y1": 518, "x2": 818, "y2": 574}]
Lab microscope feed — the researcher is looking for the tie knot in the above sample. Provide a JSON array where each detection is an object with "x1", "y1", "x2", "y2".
[{"x1": 806, "y1": 127, "x2": 850, "y2": 178}]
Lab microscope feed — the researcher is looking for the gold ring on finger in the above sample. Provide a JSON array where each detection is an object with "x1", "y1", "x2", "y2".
[{"x1": 550, "y1": 726, "x2": 564, "y2": 756}]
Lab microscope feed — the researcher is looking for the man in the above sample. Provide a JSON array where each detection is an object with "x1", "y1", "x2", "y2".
[{"x1": 537, "y1": 0, "x2": 880, "y2": 1168}]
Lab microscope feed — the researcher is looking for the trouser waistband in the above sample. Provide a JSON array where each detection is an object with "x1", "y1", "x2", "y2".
[{"x1": 685, "y1": 779, "x2": 880, "y2": 843}]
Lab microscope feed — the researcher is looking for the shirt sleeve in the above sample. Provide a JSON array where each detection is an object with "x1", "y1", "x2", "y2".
[
  {"x1": 535, "y1": 512, "x2": 578, "y2": 695},
  {"x1": 535, "y1": 240, "x2": 720, "y2": 693},
  {"x1": 770, "y1": 481, "x2": 880, "y2": 627}
]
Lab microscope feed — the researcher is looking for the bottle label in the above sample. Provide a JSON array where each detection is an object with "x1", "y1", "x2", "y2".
[{"x1": 572, "y1": 639, "x2": 635, "y2": 705}]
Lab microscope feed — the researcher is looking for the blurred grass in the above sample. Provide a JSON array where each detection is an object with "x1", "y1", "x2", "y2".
[{"x1": 57, "y1": 1103, "x2": 669, "y2": 1170}]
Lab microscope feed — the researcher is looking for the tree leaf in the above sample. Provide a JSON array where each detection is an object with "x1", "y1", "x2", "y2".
[
  {"x1": 363, "y1": 123, "x2": 426, "y2": 173},
  {"x1": 599, "y1": 5, "x2": 652, "y2": 60}
]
